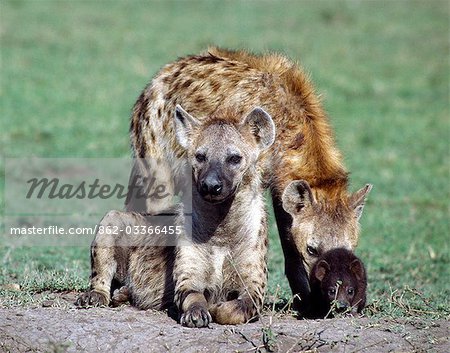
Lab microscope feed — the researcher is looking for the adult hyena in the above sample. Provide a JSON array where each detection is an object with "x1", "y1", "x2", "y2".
[
  {"x1": 77, "y1": 105, "x2": 275, "y2": 327},
  {"x1": 128, "y1": 47, "x2": 372, "y2": 312}
]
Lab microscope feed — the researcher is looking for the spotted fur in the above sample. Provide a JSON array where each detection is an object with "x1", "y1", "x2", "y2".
[
  {"x1": 128, "y1": 48, "x2": 372, "y2": 311},
  {"x1": 77, "y1": 107, "x2": 273, "y2": 327}
]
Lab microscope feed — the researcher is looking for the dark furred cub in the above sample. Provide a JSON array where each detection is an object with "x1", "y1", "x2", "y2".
[{"x1": 308, "y1": 248, "x2": 367, "y2": 318}]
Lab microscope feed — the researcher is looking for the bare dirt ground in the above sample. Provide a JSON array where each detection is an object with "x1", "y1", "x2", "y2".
[{"x1": 0, "y1": 292, "x2": 448, "y2": 353}]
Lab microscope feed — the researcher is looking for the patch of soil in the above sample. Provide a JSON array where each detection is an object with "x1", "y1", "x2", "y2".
[{"x1": 0, "y1": 292, "x2": 448, "y2": 352}]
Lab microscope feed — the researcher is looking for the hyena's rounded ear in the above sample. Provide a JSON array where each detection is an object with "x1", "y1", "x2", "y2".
[
  {"x1": 174, "y1": 104, "x2": 201, "y2": 149},
  {"x1": 349, "y1": 184, "x2": 373, "y2": 221},
  {"x1": 241, "y1": 107, "x2": 275, "y2": 150},
  {"x1": 350, "y1": 258, "x2": 365, "y2": 281},
  {"x1": 315, "y1": 260, "x2": 330, "y2": 282},
  {"x1": 281, "y1": 180, "x2": 316, "y2": 216}
]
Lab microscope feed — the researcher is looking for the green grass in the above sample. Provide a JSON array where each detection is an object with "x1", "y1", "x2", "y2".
[{"x1": 1, "y1": 0, "x2": 449, "y2": 319}]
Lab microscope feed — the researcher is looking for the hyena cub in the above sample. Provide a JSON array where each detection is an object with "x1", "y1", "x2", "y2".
[
  {"x1": 308, "y1": 248, "x2": 367, "y2": 319},
  {"x1": 77, "y1": 105, "x2": 275, "y2": 327}
]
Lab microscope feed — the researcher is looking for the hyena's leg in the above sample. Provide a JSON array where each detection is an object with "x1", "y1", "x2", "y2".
[
  {"x1": 174, "y1": 246, "x2": 212, "y2": 328},
  {"x1": 76, "y1": 234, "x2": 116, "y2": 307},
  {"x1": 271, "y1": 192, "x2": 310, "y2": 312},
  {"x1": 76, "y1": 210, "x2": 131, "y2": 308},
  {"x1": 209, "y1": 251, "x2": 267, "y2": 325}
]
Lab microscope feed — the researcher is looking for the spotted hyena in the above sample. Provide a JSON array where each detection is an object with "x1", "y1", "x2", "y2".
[
  {"x1": 127, "y1": 47, "x2": 372, "y2": 312},
  {"x1": 308, "y1": 248, "x2": 367, "y2": 318},
  {"x1": 77, "y1": 105, "x2": 275, "y2": 327}
]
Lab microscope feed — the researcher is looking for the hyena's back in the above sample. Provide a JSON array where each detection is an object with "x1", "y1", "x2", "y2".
[{"x1": 130, "y1": 47, "x2": 346, "y2": 200}]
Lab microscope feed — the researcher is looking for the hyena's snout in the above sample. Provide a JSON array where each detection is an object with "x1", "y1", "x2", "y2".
[
  {"x1": 200, "y1": 171, "x2": 223, "y2": 197},
  {"x1": 335, "y1": 299, "x2": 350, "y2": 312},
  {"x1": 197, "y1": 163, "x2": 235, "y2": 203}
]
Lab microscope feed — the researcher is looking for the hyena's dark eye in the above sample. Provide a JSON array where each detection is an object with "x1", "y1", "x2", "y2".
[
  {"x1": 347, "y1": 288, "x2": 355, "y2": 296},
  {"x1": 328, "y1": 287, "x2": 336, "y2": 297},
  {"x1": 195, "y1": 153, "x2": 207, "y2": 163},
  {"x1": 227, "y1": 154, "x2": 242, "y2": 165},
  {"x1": 307, "y1": 245, "x2": 319, "y2": 257}
]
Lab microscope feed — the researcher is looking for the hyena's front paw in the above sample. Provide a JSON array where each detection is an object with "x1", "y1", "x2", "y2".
[
  {"x1": 180, "y1": 304, "x2": 212, "y2": 328},
  {"x1": 76, "y1": 290, "x2": 109, "y2": 308},
  {"x1": 210, "y1": 298, "x2": 258, "y2": 325}
]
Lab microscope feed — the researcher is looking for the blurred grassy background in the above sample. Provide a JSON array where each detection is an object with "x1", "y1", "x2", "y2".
[{"x1": 1, "y1": 0, "x2": 448, "y2": 317}]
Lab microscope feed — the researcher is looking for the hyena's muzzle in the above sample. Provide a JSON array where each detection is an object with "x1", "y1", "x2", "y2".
[{"x1": 196, "y1": 161, "x2": 237, "y2": 203}]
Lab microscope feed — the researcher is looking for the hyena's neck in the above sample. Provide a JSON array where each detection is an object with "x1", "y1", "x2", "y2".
[
  {"x1": 310, "y1": 178, "x2": 349, "y2": 207},
  {"x1": 274, "y1": 154, "x2": 349, "y2": 207},
  {"x1": 191, "y1": 189, "x2": 233, "y2": 241},
  {"x1": 191, "y1": 172, "x2": 263, "y2": 243}
]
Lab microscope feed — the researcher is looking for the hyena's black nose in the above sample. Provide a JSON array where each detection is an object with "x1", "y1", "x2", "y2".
[
  {"x1": 336, "y1": 301, "x2": 349, "y2": 312},
  {"x1": 201, "y1": 175, "x2": 223, "y2": 196},
  {"x1": 211, "y1": 183, "x2": 223, "y2": 195}
]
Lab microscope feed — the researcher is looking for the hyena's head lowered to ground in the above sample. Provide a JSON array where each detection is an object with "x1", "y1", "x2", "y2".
[
  {"x1": 174, "y1": 105, "x2": 275, "y2": 203},
  {"x1": 282, "y1": 180, "x2": 372, "y2": 274}
]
